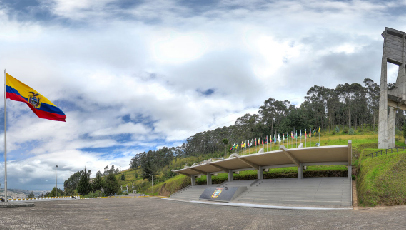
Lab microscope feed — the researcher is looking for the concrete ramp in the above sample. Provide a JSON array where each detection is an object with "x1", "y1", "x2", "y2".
[{"x1": 169, "y1": 185, "x2": 212, "y2": 201}]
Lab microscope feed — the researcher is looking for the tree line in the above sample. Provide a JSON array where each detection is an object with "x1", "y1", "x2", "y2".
[
  {"x1": 63, "y1": 166, "x2": 120, "y2": 197},
  {"x1": 130, "y1": 78, "x2": 405, "y2": 181}
]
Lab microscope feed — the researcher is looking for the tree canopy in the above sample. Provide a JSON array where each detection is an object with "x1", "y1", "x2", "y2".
[{"x1": 129, "y1": 78, "x2": 406, "y2": 183}]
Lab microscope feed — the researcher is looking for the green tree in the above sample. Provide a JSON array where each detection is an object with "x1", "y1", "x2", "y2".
[
  {"x1": 28, "y1": 191, "x2": 35, "y2": 198},
  {"x1": 46, "y1": 188, "x2": 64, "y2": 197},
  {"x1": 103, "y1": 173, "x2": 120, "y2": 196},
  {"x1": 77, "y1": 170, "x2": 92, "y2": 195},
  {"x1": 92, "y1": 170, "x2": 104, "y2": 191},
  {"x1": 64, "y1": 171, "x2": 82, "y2": 195},
  {"x1": 222, "y1": 138, "x2": 228, "y2": 156},
  {"x1": 121, "y1": 174, "x2": 125, "y2": 180}
]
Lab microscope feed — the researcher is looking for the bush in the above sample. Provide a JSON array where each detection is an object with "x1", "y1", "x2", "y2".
[
  {"x1": 103, "y1": 173, "x2": 120, "y2": 195},
  {"x1": 335, "y1": 125, "x2": 340, "y2": 133},
  {"x1": 349, "y1": 128, "x2": 355, "y2": 135},
  {"x1": 343, "y1": 127, "x2": 349, "y2": 134},
  {"x1": 403, "y1": 123, "x2": 406, "y2": 139},
  {"x1": 83, "y1": 190, "x2": 105, "y2": 198}
]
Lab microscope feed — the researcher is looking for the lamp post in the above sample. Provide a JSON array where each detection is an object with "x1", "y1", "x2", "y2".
[
  {"x1": 55, "y1": 165, "x2": 58, "y2": 197},
  {"x1": 146, "y1": 173, "x2": 154, "y2": 195}
]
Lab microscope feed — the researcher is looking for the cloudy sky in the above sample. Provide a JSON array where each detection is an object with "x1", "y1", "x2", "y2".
[{"x1": 0, "y1": 0, "x2": 404, "y2": 190}]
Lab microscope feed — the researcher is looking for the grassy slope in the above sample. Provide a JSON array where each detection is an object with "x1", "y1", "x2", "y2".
[
  {"x1": 113, "y1": 129, "x2": 406, "y2": 206},
  {"x1": 357, "y1": 145, "x2": 406, "y2": 206}
]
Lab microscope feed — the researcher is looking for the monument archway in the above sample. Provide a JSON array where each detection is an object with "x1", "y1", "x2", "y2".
[{"x1": 378, "y1": 27, "x2": 406, "y2": 149}]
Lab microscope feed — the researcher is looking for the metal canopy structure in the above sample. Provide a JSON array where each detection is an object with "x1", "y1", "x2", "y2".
[{"x1": 173, "y1": 142, "x2": 352, "y2": 176}]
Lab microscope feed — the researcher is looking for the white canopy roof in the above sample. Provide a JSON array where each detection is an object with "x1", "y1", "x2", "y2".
[{"x1": 173, "y1": 142, "x2": 352, "y2": 176}]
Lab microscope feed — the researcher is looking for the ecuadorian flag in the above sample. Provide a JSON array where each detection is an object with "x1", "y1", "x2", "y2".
[{"x1": 6, "y1": 73, "x2": 66, "y2": 122}]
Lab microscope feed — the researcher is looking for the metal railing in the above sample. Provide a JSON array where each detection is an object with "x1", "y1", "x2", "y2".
[{"x1": 365, "y1": 146, "x2": 406, "y2": 158}]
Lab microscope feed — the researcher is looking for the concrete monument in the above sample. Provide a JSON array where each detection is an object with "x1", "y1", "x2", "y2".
[{"x1": 379, "y1": 27, "x2": 406, "y2": 149}]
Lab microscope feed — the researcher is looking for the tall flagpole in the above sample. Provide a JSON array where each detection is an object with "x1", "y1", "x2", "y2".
[
  {"x1": 305, "y1": 129, "x2": 307, "y2": 148},
  {"x1": 319, "y1": 127, "x2": 321, "y2": 146},
  {"x1": 4, "y1": 69, "x2": 7, "y2": 202}
]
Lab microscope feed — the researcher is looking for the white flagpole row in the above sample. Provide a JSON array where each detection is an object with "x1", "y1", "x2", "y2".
[{"x1": 4, "y1": 69, "x2": 7, "y2": 202}]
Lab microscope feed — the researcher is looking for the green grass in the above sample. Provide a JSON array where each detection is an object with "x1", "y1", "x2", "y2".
[
  {"x1": 146, "y1": 174, "x2": 190, "y2": 196},
  {"x1": 350, "y1": 137, "x2": 406, "y2": 206},
  {"x1": 358, "y1": 152, "x2": 406, "y2": 206}
]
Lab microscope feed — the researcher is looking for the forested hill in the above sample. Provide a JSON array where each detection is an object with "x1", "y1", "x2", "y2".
[{"x1": 129, "y1": 78, "x2": 405, "y2": 181}]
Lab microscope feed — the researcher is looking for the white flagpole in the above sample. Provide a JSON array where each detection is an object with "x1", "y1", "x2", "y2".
[
  {"x1": 300, "y1": 130, "x2": 301, "y2": 144},
  {"x1": 291, "y1": 132, "x2": 293, "y2": 148},
  {"x1": 4, "y1": 69, "x2": 7, "y2": 202}
]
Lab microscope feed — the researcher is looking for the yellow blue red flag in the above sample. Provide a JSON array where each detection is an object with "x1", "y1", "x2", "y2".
[{"x1": 6, "y1": 73, "x2": 66, "y2": 122}]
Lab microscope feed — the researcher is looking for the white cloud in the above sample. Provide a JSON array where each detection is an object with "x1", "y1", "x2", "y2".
[{"x1": 0, "y1": 0, "x2": 404, "y2": 189}]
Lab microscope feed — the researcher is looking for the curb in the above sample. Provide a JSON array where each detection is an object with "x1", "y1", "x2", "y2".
[{"x1": 162, "y1": 198, "x2": 353, "y2": 211}]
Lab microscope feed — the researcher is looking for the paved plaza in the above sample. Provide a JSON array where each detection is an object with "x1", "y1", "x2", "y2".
[{"x1": 0, "y1": 198, "x2": 406, "y2": 229}]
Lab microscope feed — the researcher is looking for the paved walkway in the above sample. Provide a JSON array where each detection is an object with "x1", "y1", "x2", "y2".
[{"x1": 0, "y1": 198, "x2": 405, "y2": 229}]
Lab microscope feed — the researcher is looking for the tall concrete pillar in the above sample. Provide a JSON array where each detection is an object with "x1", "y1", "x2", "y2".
[
  {"x1": 298, "y1": 163, "x2": 303, "y2": 179},
  {"x1": 396, "y1": 62, "x2": 406, "y2": 102},
  {"x1": 207, "y1": 173, "x2": 212, "y2": 185},
  {"x1": 378, "y1": 56, "x2": 389, "y2": 149},
  {"x1": 388, "y1": 107, "x2": 396, "y2": 148},
  {"x1": 258, "y1": 166, "x2": 263, "y2": 180},
  {"x1": 190, "y1": 175, "x2": 195, "y2": 186},
  {"x1": 228, "y1": 170, "x2": 233, "y2": 182}
]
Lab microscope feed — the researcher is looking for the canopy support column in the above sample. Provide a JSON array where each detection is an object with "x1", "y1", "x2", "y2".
[
  {"x1": 207, "y1": 173, "x2": 212, "y2": 185},
  {"x1": 190, "y1": 175, "x2": 195, "y2": 186},
  {"x1": 228, "y1": 170, "x2": 233, "y2": 182},
  {"x1": 258, "y1": 166, "x2": 263, "y2": 180},
  {"x1": 298, "y1": 163, "x2": 303, "y2": 179}
]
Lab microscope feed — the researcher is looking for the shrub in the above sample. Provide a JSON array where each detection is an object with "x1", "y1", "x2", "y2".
[
  {"x1": 335, "y1": 125, "x2": 340, "y2": 133},
  {"x1": 343, "y1": 127, "x2": 349, "y2": 134},
  {"x1": 349, "y1": 128, "x2": 355, "y2": 135},
  {"x1": 403, "y1": 123, "x2": 406, "y2": 140},
  {"x1": 83, "y1": 190, "x2": 105, "y2": 198}
]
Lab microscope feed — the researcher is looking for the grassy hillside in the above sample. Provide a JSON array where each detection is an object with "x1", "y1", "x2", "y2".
[
  {"x1": 113, "y1": 128, "x2": 406, "y2": 206},
  {"x1": 357, "y1": 145, "x2": 406, "y2": 206}
]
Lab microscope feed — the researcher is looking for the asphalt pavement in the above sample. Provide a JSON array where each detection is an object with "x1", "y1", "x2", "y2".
[{"x1": 0, "y1": 197, "x2": 405, "y2": 229}]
